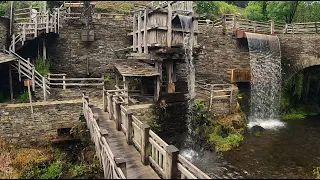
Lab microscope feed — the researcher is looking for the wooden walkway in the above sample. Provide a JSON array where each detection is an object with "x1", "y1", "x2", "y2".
[
  {"x1": 90, "y1": 104, "x2": 160, "y2": 179},
  {"x1": 0, "y1": 52, "x2": 16, "y2": 64}
]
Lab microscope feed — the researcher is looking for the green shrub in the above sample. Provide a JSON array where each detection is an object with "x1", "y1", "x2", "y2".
[
  {"x1": 34, "y1": 58, "x2": 50, "y2": 76},
  {"x1": 208, "y1": 132, "x2": 243, "y2": 152},
  {"x1": 281, "y1": 110, "x2": 306, "y2": 120},
  {"x1": 16, "y1": 90, "x2": 29, "y2": 103},
  {"x1": 70, "y1": 163, "x2": 86, "y2": 178},
  {"x1": 40, "y1": 160, "x2": 63, "y2": 179}
]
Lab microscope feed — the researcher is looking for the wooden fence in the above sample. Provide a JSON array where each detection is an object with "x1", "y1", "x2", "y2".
[
  {"x1": 47, "y1": 73, "x2": 104, "y2": 89},
  {"x1": 198, "y1": 14, "x2": 320, "y2": 35},
  {"x1": 196, "y1": 81, "x2": 233, "y2": 112},
  {"x1": 102, "y1": 89, "x2": 211, "y2": 179},
  {"x1": 82, "y1": 94, "x2": 127, "y2": 179}
]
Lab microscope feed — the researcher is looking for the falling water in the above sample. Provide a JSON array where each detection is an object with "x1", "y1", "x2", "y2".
[
  {"x1": 245, "y1": 32, "x2": 285, "y2": 129},
  {"x1": 177, "y1": 15, "x2": 200, "y2": 160}
]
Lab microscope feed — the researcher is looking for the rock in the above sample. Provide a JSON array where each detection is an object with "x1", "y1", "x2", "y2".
[{"x1": 251, "y1": 125, "x2": 264, "y2": 133}]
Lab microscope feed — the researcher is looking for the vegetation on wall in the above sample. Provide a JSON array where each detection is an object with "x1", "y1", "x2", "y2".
[
  {"x1": 191, "y1": 100, "x2": 247, "y2": 152},
  {"x1": 34, "y1": 57, "x2": 50, "y2": 76},
  {"x1": 0, "y1": 121, "x2": 103, "y2": 179}
]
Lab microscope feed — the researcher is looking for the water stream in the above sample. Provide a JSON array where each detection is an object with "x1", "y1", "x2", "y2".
[
  {"x1": 245, "y1": 32, "x2": 284, "y2": 129},
  {"x1": 176, "y1": 14, "x2": 200, "y2": 160}
]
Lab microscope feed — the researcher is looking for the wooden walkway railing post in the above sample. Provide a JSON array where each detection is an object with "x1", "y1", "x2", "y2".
[
  {"x1": 115, "y1": 100, "x2": 122, "y2": 131},
  {"x1": 115, "y1": 158, "x2": 127, "y2": 178},
  {"x1": 222, "y1": 14, "x2": 226, "y2": 34},
  {"x1": 141, "y1": 124, "x2": 151, "y2": 165},
  {"x1": 165, "y1": 145, "x2": 179, "y2": 179},
  {"x1": 270, "y1": 19, "x2": 274, "y2": 34},
  {"x1": 126, "y1": 110, "x2": 133, "y2": 145},
  {"x1": 107, "y1": 93, "x2": 113, "y2": 120}
]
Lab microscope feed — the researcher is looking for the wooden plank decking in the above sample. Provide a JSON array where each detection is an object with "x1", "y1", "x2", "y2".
[
  {"x1": 0, "y1": 52, "x2": 16, "y2": 64},
  {"x1": 90, "y1": 105, "x2": 161, "y2": 179}
]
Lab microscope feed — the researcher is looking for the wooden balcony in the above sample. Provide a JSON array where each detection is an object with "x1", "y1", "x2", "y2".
[{"x1": 229, "y1": 68, "x2": 251, "y2": 83}]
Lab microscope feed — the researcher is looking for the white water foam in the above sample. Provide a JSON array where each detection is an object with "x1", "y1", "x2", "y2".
[
  {"x1": 247, "y1": 118, "x2": 286, "y2": 129},
  {"x1": 181, "y1": 148, "x2": 199, "y2": 161}
]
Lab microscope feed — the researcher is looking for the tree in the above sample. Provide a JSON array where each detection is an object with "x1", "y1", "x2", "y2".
[{"x1": 266, "y1": 1, "x2": 300, "y2": 23}]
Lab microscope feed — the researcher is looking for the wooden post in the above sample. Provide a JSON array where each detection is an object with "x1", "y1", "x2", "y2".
[
  {"x1": 167, "y1": 3, "x2": 172, "y2": 47},
  {"x1": 165, "y1": 145, "x2": 179, "y2": 179},
  {"x1": 27, "y1": 80, "x2": 35, "y2": 120},
  {"x1": 32, "y1": 66, "x2": 35, "y2": 91},
  {"x1": 233, "y1": 15, "x2": 237, "y2": 33},
  {"x1": 222, "y1": 15, "x2": 226, "y2": 35},
  {"x1": 34, "y1": 14, "x2": 38, "y2": 37},
  {"x1": 43, "y1": 76, "x2": 47, "y2": 101},
  {"x1": 115, "y1": 101, "x2": 121, "y2": 131},
  {"x1": 9, "y1": 64, "x2": 13, "y2": 101},
  {"x1": 209, "y1": 85, "x2": 213, "y2": 111},
  {"x1": 63, "y1": 75, "x2": 66, "y2": 89},
  {"x1": 18, "y1": 59, "x2": 21, "y2": 81},
  {"x1": 141, "y1": 124, "x2": 150, "y2": 165},
  {"x1": 123, "y1": 76, "x2": 129, "y2": 104},
  {"x1": 154, "y1": 62, "x2": 161, "y2": 102},
  {"x1": 22, "y1": 24, "x2": 26, "y2": 45},
  {"x1": 46, "y1": 12, "x2": 49, "y2": 33},
  {"x1": 285, "y1": 23, "x2": 288, "y2": 34},
  {"x1": 9, "y1": 1, "x2": 13, "y2": 36},
  {"x1": 115, "y1": 73, "x2": 119, "y2": 87},
  {"x1": 270, "y1": 20, "x2": 274, "y2": 34},
  {"x1": 107, "y1": 93, "x2": 113, "y2": 120},
  {"x1": 57, "y1": 8, "x2": 60, "y2": 34},
  {"x1": 143, "y1": 9, "x2": 148, "y2": 54},
  {"x1": 12, "y1": 33, "x2": 15, "y2": 52},
  {"x1": 229, "y1": 85, "x2": 234, "y2": 113},
  {"x1": 133, "y1": 14, "x2": 137, "y2": 51},
  {"x1": 115, "y1": 158, "x2": 127, "y2": 178},
  {"x1": 126, "y1": 110, "x2": 133, "y2": 145},
  {"x1": 137, "y1": 11, "x2": 142, "y2": 53},
  {"x1": 43, "y1": 39, "x2": 46, "y2": 60},
  {"x1": 54, "y1": 12, "x2": 57, "y2": 33},
  {"x1": 315, "y1": 22, "x2": 318, "y2": 34},
  {"x1": 103, "y1": 86, "x2": 107, "y2": 112}
]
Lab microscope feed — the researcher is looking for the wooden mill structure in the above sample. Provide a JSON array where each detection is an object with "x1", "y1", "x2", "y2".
[{"x1": 116, "y1": 1, "x2": 199, "y2": 103}]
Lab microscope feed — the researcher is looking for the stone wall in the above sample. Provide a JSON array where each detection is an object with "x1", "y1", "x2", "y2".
[
  {"x1": 278, "y1": 34, "x2": 320, "y2": 83},
  {"x1": 0, "y1": 17, "x2": 9, "y2": 49},
  {"x1": 0, "y1": 100, "x2": 83, "y2": 147},
  {"x1": 48, "y1": 16, "x2": 132, "y2": 78},
  {"x1": 196, "y1": 26, "x2": 251, "y2": 84}
]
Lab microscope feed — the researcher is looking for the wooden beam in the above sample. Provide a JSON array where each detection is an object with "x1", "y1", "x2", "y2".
[
  {"x1": 143, "y1": 9, "x2": 148, "y2": 54},
  {"x1": 133, "y1": 14, "x2": 137, "y2": 51},
  {"x1": 138, "y1": 11, "x2": 142, "y2": 53},
  {"x1": 167, "y1": 3, "x2": 172, "y2": 47}
]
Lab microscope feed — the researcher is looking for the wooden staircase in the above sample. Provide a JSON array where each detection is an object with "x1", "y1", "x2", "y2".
[{"x1": 6, "y1": 3, "x2": 69, "y2": 99}]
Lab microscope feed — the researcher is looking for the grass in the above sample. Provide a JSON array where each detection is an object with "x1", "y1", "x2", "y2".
[
  {"x1": 34, "y1": 58, "x2": 50, "y2": 76},
  {"x1": 281, "y1": 111, "x2": 306, "y2": 120},
  {"x1": 16, "y1": 91, "x2": 29, "y2": 103},
  {"x1": 95, "y1": 1, "x2": 149, "y2": 14}
]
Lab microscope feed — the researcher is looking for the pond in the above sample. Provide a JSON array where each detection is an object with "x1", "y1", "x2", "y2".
[{"x1": 179, "y1": 115, "x2": 320, "y2": 179}]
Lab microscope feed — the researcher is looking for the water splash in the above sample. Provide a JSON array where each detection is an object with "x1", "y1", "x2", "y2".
[{"x1": 245, "y1": 32, "x2": 285, "y2": 129}]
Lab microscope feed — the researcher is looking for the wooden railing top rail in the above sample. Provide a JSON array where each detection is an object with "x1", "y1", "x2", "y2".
[{"x1": 177, "y1": 154, "x2": 211, "y2": 179}]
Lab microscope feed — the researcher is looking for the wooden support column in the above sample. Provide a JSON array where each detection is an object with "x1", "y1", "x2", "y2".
[
  {"x1": 103, "y1": 86, "x2": 107, "y2": 112},
  {"x1": 34, "y1": 15, "x2": 38, "y2": 37},
  {"x1": 123, "y1": 76, "x2": 129, "y2": 104},
  {"x1": 115, "y1": 100, "x2": 121, "y2": 131},
  {"x1": 141, "y1": 124, "x2": 150, "y2": 165},
  {"x1": 137, "y1": 11, "x2": 142, "y2": 53},
  {"x1": 42, "y1": 76, "x2": 47, "y2": 101},
  {"x1": 115, "y1": 73, "x2": 119, "y2": 87},
  {"x1": 165, "y1": 145, "x2": 179, "y2": 179},
  {"x1": 167, "y1": 60, "x2": 175, "y2": 93},
  {"x1": 32, "y1": 66, "x2": 35, "y2": 91},
  {"x1": 126, "y1": 110, "x2": 133, "y2": 145},
  {"x1": 133, "y1": 14, "x2": 137, "y2": 51},
  {"x1": 107, "y1": 93, "x2": 113, "y2": 120},
  {"x1": 154, "y1": 61, "x2": 162, "y2": 102},
  {"x1": 9, "y1": 64, "x2": 13, "y2": 101},
  {"x1": 12, "y1": 33, "x2": 15, "y2": 52},
  {"x1": 43, "y1": 39, "x2": 47, "y2": 60},
  {"x1": 143, "y1": 9, "x2": 148, "y2": 54},
  {"x1": 167, "y1": 3, "x2": 172, "y2": 47}
]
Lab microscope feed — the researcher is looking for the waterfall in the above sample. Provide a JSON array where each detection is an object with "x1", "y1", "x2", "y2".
[
  {"x1": 177, "y1": 14, "x2": 200, "y2": 160},
  {"x1": 245, "y1": 32, "x2": 285, "y2": 129}
]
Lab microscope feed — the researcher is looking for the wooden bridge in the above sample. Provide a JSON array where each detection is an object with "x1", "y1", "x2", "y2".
[{"x1": 82, "y1": 90, "x2": 211, "y2": 179}]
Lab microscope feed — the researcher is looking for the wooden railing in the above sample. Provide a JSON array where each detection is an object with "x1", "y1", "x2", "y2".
[
  {"x1": 198, "y1": 14, "x2": 320, "y2": 35},
  {"x1": 229, "y1": 68, "x2": 250, "y2": 83},
  {"x1": 47, "y1": 73, "x2": 104, "y2": 89},
  {"x1": 196, "y1": 81, "x2": 233, "y2": 112},
  {"x1": 102, "y1": 90, "x2": 211, "y2": 179},
  {"x1": 82, "y1": 94, "x2": 127, "y2": 179}
]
